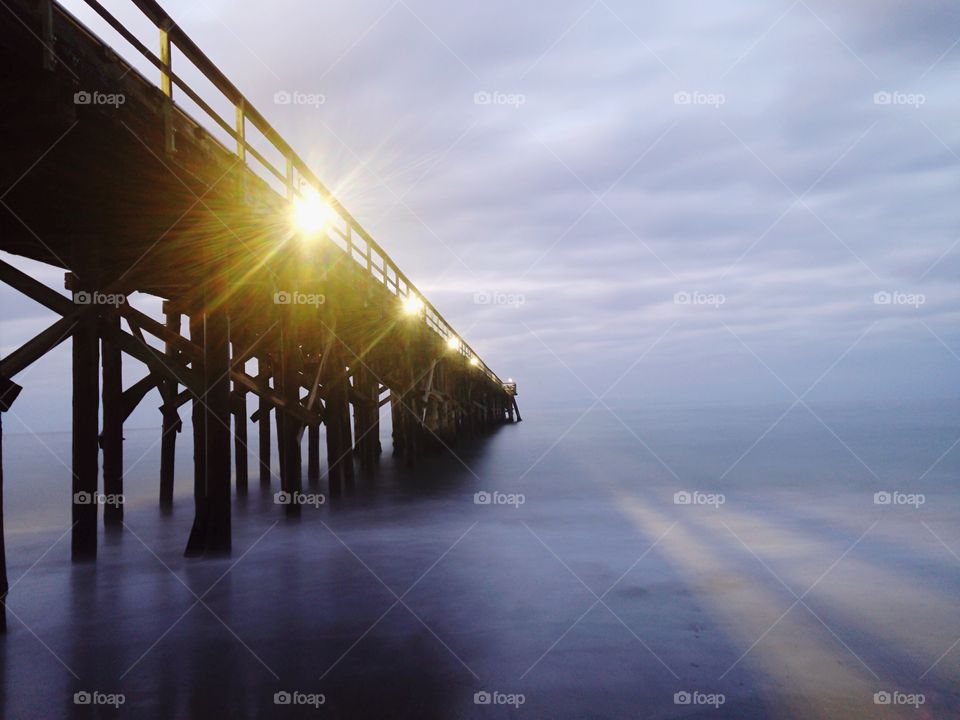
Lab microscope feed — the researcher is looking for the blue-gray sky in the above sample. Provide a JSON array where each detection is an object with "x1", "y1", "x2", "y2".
[{"x1": 2, "y1": 0, "x2": 959, "y2": 431}]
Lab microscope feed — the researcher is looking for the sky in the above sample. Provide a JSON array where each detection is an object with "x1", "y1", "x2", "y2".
[{"x1": 2, "y1": 0, "x2": 959, "y2": 431}]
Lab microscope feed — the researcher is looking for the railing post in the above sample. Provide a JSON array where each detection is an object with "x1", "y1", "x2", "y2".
[
  {"x1": 159, "y1": 22, "x2": 175, "y2": 153},
  {"x1": 159, "y1": 24, "x2": 172, "y2": 97},
  {"x1": 235, "y1": 100, "x2": 245, "y2": 162}
]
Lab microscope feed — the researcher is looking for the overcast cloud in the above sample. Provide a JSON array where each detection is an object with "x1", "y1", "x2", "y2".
[{"x1": 2, "y1": 0, "x2": 959, "y2": 430}]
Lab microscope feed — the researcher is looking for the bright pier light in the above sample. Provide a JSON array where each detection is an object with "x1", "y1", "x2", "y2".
[
  {"x1": 446, "y1": 336, "x2": 459, "y2": 350},
  {"x1": 292, "y1": 190, "x2": 333, "y2": 236},
  {"x1": 402, "y1": 295, "x2": 424, "y2": 316},
  {"x1": 469, "y1": 357, "x2": 479, "y2": 367}
]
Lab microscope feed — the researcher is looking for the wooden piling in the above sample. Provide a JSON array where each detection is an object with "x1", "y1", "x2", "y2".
[
  {"x1": 277, "y1": 311, "x2": 302, "y2": 512},
  {"x1": 71, "y1": 274, "x2": 99, "y2": 561},
  {"x1": 0, "y1": 405, "x2": 7, "y2": 632},
  {"x1": 323, "y1": 338, "x2": 353, "y2": 495},
  {"x1": 0, "y1": 379, "x2": 21, "y2": 634},
  {"x1": 185, "y1": 312, "x2": 206, "y2": 556},
  {"x1": 204, "y1": 304, "x2": 232, "y2": 552},
  {"x1": 233, "y1": 391, "x2": 248, "y2": 496},
  {"x1": 257, "y1": 359, "x2": 272, "y2": 486},
  {"x1": 159, "y1": 305, "x2": 180, "y2": 509},
  {"x1": 274, "y1": 393, "x2": 285, "y2": 483},
  {"x1": 390, "y1": 390, "x2": 405, "y2": 457},
  {"x1": 399, "y1": 346, "x2": 422, "y2": 466},
  {"x1": 185, "y1": 301, "x2": 232, "y2": 555},
  {"x1": 352, "y1": 362, "x2": 380, "y2": 468},
  {"x1": 307, "y1": 423, "x2": 320, "y2": 484},
  {"x1": 101, "y1": 313, "x2": 123, "y2": 526}
]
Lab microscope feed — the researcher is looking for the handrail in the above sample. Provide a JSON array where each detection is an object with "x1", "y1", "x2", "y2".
[{"x1": 70, "y1": 0, "x2": 504, "y2": 387}]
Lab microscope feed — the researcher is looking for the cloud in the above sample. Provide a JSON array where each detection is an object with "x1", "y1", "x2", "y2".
[{"x1": 5, "y1": 0, "x2": 958, "y2": 426}]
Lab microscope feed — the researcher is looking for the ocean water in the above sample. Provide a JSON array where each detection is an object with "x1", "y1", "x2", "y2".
[{"x1": 0, "y1": 400, "x2": 957, "y2": 718}]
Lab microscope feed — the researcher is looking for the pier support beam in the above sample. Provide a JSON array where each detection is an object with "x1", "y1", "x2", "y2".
[
  {"x1": 396, "y1": 359, "x2": 422, "y2": 467},
  {"x1": 258, "y1": 398, "x2": 272, "y2": 485},
  {"x1": 324, "y1": 339, "x2": 353, "y2": 496},
  {"x1": 0, "y1": 379, "x2": 22, "y2": 634},
  {"x1": 307, "y1": 423, "x2": 320, "y2": 484},
  {"x1": 186, "y1": 313, "x2": 206, "y2": 555},
  {"x1": 185, "y1": 304, "x2": 232, "y2": 556},
  {"x1": 257, "y1": 359, "x2": 272, "y2": 486},
  {"x1": 233, "y1": 391, "x2": 248, "y2": 496},
  {"x1": 277, "y1": 312, "x2": 302, "y2": 512},
  {"x1": 101, "y1": 314, "x2": 123, "y2": 526},
  {"x1": 0, "y1": 408, "x2": 5, "y2": 633},
  {"x1": 72, "y1": 301, "x2": 99, "y2": 561},
  {"x1": 352, "y1": 362, "x2": 380, "y2": 468},
  {"x1": 159, "y1": 305, "x2": 180, "y2": 510},
  {"x1": 390, "y1": 389, "x2": 404, "y2": 457}
]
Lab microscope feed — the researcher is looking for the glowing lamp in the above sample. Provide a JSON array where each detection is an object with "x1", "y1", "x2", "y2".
[
  {"x1": 446, "y1": 336, "x2": 459, "y2": 350},
  {"x1": 402, "y1": 295, "x2": 424, "y2": 316},
  {"x1": 291, "y1": 191, "x2": 333, "y2": 236}
]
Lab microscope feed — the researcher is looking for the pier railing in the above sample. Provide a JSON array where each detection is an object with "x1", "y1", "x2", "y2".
[{"x1": 68, "y1": 0, "x2": 503, "y2": 385}]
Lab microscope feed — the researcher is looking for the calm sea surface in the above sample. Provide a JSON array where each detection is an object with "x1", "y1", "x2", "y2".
[{"x1": 0, "y1": 400, "x2": 957, "y2": 718}]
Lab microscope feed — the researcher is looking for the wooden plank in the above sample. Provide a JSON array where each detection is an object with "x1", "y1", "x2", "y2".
[
  {"x1": 118, "y1": 302, "x2": 199, "y2": 360},
  {"x1": 122, "y1": 373, "x2": 159, "y2": 422},
  {"x1": 0, "y1": 314, "x2": 79, "y2": 378}
]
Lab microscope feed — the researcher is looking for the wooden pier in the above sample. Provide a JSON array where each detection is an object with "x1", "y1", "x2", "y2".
[{"x1": 0, "y1": 0, "x2": 518, "y2": 630}]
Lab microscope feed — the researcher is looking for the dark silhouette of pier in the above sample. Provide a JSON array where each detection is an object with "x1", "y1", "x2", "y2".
[{"x1": 0, "y1": 0, "x2": 517, "y2": 631}]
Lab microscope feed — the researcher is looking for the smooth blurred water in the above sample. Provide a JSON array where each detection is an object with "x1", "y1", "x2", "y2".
[{"x1": 0, "y1": 399, "x2": 958, "y2": 718}]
